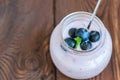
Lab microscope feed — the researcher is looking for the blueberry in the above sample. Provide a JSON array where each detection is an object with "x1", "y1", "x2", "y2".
[
  {"x1": 75, "y1": 28, "x2": 90, "y2": 41},
  {"x1": 80, "y1": 41, "x2": 92, "y2": 50},
  {"x1": 90, "y1": 31, "x2": 100, "y2": 42},
  {"x1": 69, "y1": 28, "x2": 77, "y2": 38},
  {"x1": 64, "y1": 38, "x2": 76, "y2": 48}
]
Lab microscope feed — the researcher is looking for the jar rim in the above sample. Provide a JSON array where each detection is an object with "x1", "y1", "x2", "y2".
[{"x1": 60, "y1": 11, "x2": 106, "y2": 55}]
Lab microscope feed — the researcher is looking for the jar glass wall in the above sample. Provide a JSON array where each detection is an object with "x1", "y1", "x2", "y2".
[{"x1": 50, "y1": 12, "x2": 112, "y2": 79}]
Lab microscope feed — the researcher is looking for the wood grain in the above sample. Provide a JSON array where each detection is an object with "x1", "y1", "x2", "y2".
[
  {"x1": 0, "y1": 0, "x2": 120, "y2": 80},
  {"x1": 0, "y1": 0, "x2": 55, "y2": 80},
  {"x1": 55, "y1": 0, "x2": 120, "y2": 80}
]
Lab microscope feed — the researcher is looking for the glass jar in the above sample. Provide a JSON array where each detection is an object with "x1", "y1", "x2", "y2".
[{"x1": 50, "y1": 12, "x2": 112, "y2": 79}]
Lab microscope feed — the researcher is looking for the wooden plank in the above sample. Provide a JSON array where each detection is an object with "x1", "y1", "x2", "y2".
[
  {"x1": 55, "y1": 0, "x2": 120, "y2": 80},
  {"x1": 0, "y1": 0, "x2": 55, "y2": 80}
]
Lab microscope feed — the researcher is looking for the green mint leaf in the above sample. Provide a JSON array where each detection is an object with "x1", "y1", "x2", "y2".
[{"x1": 75, "y1": 37, "x2": 82, "y2": 49}]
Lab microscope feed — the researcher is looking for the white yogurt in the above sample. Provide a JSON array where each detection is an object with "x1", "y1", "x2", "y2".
[
  {"x1": 63, "y1": 20, "x2": 100, "y2": 51},
  {"x1": 50, "y1": 12, "x2": 112, "y2": 79}
]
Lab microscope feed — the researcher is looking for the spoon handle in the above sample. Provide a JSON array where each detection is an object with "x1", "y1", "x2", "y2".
[{"x1": 87, "y1": 0, "x2": 102, "y2": 29}]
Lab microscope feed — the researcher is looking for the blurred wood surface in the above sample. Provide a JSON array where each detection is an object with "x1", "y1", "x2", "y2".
[{"x1": 0, "y1": 0, "x2": 119, "y2": 80}]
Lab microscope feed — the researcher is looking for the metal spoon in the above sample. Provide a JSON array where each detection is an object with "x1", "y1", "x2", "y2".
[{"x1": 87, "y1": 0, "x2": 102, "y2": 29}]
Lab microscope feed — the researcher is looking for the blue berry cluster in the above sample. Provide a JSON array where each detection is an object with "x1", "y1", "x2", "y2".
[{"x1": 64, "y1": 28, "x2": 100, "y2": 50}]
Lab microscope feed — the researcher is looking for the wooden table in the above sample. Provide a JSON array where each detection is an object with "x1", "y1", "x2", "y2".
[{"x1": 0, "y1": 0, "x2": 119, "y2": 80}]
